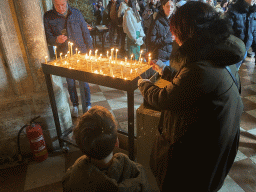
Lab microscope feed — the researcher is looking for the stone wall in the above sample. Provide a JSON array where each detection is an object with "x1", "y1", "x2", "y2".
[{"x1": 0, "y1": 0, "x2": 72, "y2": 160}]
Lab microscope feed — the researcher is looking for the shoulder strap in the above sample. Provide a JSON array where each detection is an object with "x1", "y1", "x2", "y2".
[{"x1": 225, "y1": 66, "x2": 239, "y2": 90}]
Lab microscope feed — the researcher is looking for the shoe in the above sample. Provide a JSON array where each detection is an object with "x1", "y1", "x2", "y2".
[
  {"x1": 71, "y1": 106, "x2": 79, "y2": 118},
  {"x1": 86, "y1": 105, "x2": 92, "y2": 112}
]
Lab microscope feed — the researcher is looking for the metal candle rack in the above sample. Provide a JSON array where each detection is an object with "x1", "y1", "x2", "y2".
[{"x1": 42, "y1": 57, "x2": 153, "y2": 160}]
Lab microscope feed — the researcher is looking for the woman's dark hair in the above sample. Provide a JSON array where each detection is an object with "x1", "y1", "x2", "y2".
[
  {"x1": 128, "y1": 0, "x2": 141, "y2": 22},
  {"x1": 220, "y1": 0, "x2": 229, "y2": 7},
  {"x1": 73, "y1": 106, "x2": 118, "y2": 160},
  {"x1": 170, "y1": 1, "x2": 232, "y2": 45}
]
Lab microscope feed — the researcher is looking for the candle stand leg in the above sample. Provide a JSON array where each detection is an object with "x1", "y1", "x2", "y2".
[
  {"x1": 127, "y1": 91, "x2": 135, "y2": 161},
  {"x1": 44, "y1": 74, "x2": 64, "y2": 149}
]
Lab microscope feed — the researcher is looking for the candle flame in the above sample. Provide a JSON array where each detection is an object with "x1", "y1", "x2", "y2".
[
  {"x1": 78, "y1": 51, "x2": 80, "y2": 54},
  {"x1": 94, "y1": 70, "x2": 99, "y2": 74}
]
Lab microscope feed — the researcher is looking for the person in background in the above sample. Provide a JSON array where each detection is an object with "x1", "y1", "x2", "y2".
[
  {"x1": 44, "y1": 0, "x2": 93, "y2": 117},
  {"x1": 123, "y1": 0, "x2": 145, "y2": 60},
  {"x1": 62, "y1": 106, "x2": 151, "y2": 191},
  {"x1": 94, "y1": 0, "x2": 105, "y2": 25},
  {"x1": 146, "y1": 0, "x2": 175, "y2": 66},
  {"x1": 106, "y1": 0, "x2": 121, "y2": 47},
  {"x1": 118, "y1": 0, "x2": 130, "y2": 54},
  {"x1": 226, "y1": 0, "x2": 256, "y2": 67},
  {"x1": 142, "y1": 0, "x2": 160, "y2": 36},
  {"x1": 138, "y1": 1, "x2": 245, "y2": 191}
]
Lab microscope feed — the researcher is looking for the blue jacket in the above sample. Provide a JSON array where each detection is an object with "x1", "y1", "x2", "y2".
[
  {"x1": 146, "y1": 8, "x2": 173, "y2": 62},
  {"x1": 44, "y1": 6, "x2": 93, "y2": 55},
  {"x1": 227, "y1": 0, "x2": 256, "y2": 51}
]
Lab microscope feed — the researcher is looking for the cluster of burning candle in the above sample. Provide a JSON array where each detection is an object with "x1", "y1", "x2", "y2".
[{"x1": 44, "y1": 44, "x2": 152, "y2": 80}]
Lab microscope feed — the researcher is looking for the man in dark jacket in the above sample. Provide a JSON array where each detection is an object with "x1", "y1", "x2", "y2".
[
  {"x1": 139, "y1": 2, "x2": 245, "y2": 191},
  {"x1": 106, "y1": 0, "x2": 121, "y2": 47},
  {"x1": 44, "y1": 0, "x2": 93, "y2": 117},
  {"x1": 227, "y1": 0, "x2": 256, "y2": 66},
  {"x1": 146, "y1": 0, "x2": 175, "y2": 66}
]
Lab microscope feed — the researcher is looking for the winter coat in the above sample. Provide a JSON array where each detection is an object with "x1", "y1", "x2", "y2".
[
  {"x1": 142, "y1": 3, "x2": 159, "y2": 31},
  {"x1": 106, "y1": 0, "x2": 121, "y2": 23},
  {"x1": 118, "y1": 1, "x2": 129, "y2": 25},
  {"x1": 146, "y1": 8, "x2": 173, "y2": 62},
  {"x1": 226, "y1": 0, "x2": 256, "y2": 51},
  {"x1": 123, "y1": 7, "x2": 145, "y2": 45},
  {"x1": 44, "y1": 6, "x2": 93, "y2": 55},
  {"x1": 138, "y1": 35, "x2": 245, "y2": 192},
  {"x1": 62, "y1": 153, "x2": 151, "y2": 192}
]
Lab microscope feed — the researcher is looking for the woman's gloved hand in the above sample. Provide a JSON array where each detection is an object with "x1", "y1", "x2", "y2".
[
  {"x1": 150, "y1": 60, "x2": 166, "y2": 75},
  {"x1": 138, "y1": 79, "x2": 151, "y2": 87}
]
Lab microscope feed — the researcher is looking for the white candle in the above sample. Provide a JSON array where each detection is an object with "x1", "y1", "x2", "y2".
[
  {"x1": 107, "y1": 51, "x2": 109, "y2": 58},
  {"x1": 60, "y1": 53, "x2": 62, "y2": 61},
  {"x1": 148, "y1": 53, "x2": 151, "y2": 65},
  {"x1": 54, "y1": 46, "x2": 57, "y2": 61},
  {"x1": 45, "y1": 56, "x2": 48, "y2": 64},
  {"x1": 76, "y1": 48, "x2": 78, "y2": 55},
  {"x1": 131, "y1": 54, "x2": 133, "y2": 61}
]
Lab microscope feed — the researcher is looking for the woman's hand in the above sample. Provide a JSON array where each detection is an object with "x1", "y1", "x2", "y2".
[{"x1": 150, "y1": 60, "x2": 166, "y2": 75}]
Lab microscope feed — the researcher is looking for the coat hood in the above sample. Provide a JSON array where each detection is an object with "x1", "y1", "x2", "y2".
[
  {"x1": 62, "y1": 153, "x2": 150, "y2": 192},
  {"x1": 170, "y1": 35, "x2": 246, "y2": 71}
]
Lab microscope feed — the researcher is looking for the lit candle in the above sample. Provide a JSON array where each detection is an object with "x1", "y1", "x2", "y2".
[
  {"x1": 45, "y1": 56, "x2": 48, "y2": 64},
  {"x1": 111, "y1": 48, "x2": 114, "y2": 59},
  {"x1": 70, "y1": 43, "x2": 73, "y2": 57},
  {"x1": 68, "y1": 42, "x2": 70, "y2": 56},
  {"x1": 60, "y1": 53, "x2": 62, "y2": 61},
  {"x1": 125, "y1": 57, "x2": 127, "y2": 64},
  {"x1": 115, "y1": 49, "x2": 118, "y2": 63},
  {"x1": 148, "y1": 53, "x2": 151, "y2": 65},
  {"x1": 89, "y1": 50, "x2": 92, "y2": 59},
  {"x1": 65, "y1": 54, "x2": 67, "y2": 59},
  {"x1": 54, "y1": 46, "x2": 57, "y2": 61},
  {"x1": 107, "y1": 51, "x2": 109, "y2": 58},
  {"x1": 131, "y1": 54, "x2": 133, "y2": 61},
  {"x1": 76, "y1": 48, "x2": 78, "y2": 55},
  {"x1": 67, "y1": 51, "x2": 70, "y2": 59},
  {"x1": 95, "y1": 49, "x2": 98, "y2": 60},
  {"x1": 139, "y1": 50, "x2": 143, "y2": 63}
]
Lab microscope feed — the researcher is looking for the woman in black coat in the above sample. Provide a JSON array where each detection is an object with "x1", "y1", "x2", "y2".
[
  {"x1": 138, "y1": 2, "x2": 245, "y2": 191},
  {"x1": 146, "y1": 0, "x2": 175, "y2": 66}
]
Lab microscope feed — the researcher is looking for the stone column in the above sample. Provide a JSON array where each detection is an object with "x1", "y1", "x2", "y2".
[{"x1": 0, "y1": 0, "x2": 72, "y2": 159}]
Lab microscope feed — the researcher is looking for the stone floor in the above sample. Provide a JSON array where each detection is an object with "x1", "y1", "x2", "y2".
[{"x1": 1, "y1": 46, "x2": 256, "y2": 191}]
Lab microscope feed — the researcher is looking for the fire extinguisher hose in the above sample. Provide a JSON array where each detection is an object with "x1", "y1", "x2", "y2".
[{"x1": 17, "y1": 124, "x2": 28, "y2": 162}]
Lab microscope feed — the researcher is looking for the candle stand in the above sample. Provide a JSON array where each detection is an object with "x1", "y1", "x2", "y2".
[{"x1": 42, "y1": 60, "x2": 153, "y2": 160}]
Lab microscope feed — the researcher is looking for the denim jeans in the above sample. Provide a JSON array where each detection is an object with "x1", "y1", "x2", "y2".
[{"x1": 66, "y1": 78, "x2": 91, "y2": 107}]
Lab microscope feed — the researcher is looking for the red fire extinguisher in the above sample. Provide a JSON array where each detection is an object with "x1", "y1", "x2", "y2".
[{"x1": 18, "y1": 116, "x2": 48, "y2": 162}]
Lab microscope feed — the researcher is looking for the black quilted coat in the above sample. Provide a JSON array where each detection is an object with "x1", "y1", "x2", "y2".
[
  {"x1": 139, "y1": 35, "x2": 245, "y2": 192},
  {"x1": 146, "y1": 8, "x2": 173, "y2": 62}
]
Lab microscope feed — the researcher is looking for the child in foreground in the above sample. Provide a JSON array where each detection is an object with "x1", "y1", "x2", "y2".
[{"x1": 62, "y1": 106, "x2": 151, "y2": 192}]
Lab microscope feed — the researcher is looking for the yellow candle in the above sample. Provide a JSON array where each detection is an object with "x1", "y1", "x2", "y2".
[
  {"x1": 148, "y1": 53, "x2": 151, "y2": 65},
  {"x1": 89, "y1": 50, "x2": 92, "y2": 59},
  {"x1": 107, "y1": 51, "x2": 109, "y2": 58},
  {"x1": 120, "y1": 61, "x2": 123, "y2": 79},
  {"x1": 70, "y1": 43, "x2": 73, "y2": 57},
  {"x1": 115, "y1": 49, "x2": 118, "y2": 63},
  {"x1": 95, "y1": 49, "x2": 98, "y2": 59},
  {"x1": 131, "y1": 54, "x2": 133, "y2": 61},
  {"x1": 45, "y1": 56, "x2": 48, "y2": 64},
  {"x1": 111, "y1": 48, "x2": 114, "y2": 59},
  {"x1": 139, "y1": 50, "x2": 143, "y2": 62},
  {"x1": 68, "y1": 42, "x2": 70, "y2": 56},
  {"x1": 67, "y1": 51, "x2": 69, "y2": 59}
]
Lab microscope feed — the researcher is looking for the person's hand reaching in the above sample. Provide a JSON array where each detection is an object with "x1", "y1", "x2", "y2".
[{"x1": 150, "y1": 60, "x2": 166, "y2": 75}]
